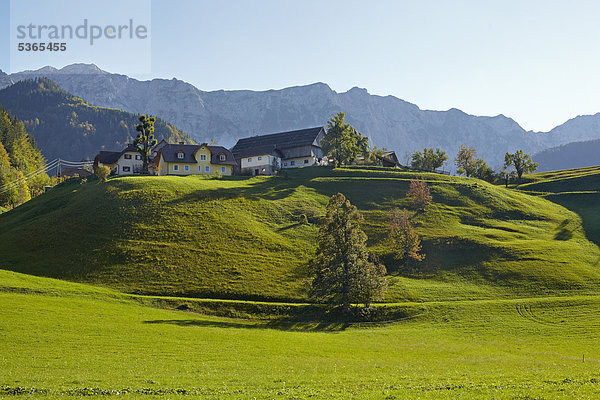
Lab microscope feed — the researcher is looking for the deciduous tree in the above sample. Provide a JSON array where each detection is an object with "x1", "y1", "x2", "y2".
[
  {"x1": 322, "y1": 112, "x2": 370, "y2": 167},
  {"x1": 309, "y1": 193, "x2": 387, "y2": 308},
  {"x1": 388, "y1": 208, "x2": 425, "y2": 263},
  {"x1": 504, "y1": 150, "x2": 538, "y2": 182},
  {"x1": 411, "y1": 148, "x2": 448, "y2": 171},
  {"x1": 455, "y1": 145, "x2": 478, "y2": 177},
  {"x1": 407, "y1": 179, "x2": 432, "y2": 210}
]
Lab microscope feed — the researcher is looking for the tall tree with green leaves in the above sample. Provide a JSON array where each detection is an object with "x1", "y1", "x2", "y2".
[
  {"x1": 411, "y1": 148, "x2": 448, "y2": 171},
  {"x1": 322, "y1": 112, "x2": 370, "y2": 167},
  {"x1": 309, "y1": 193, "x2": 387, "y2": 308},
  {"x1": 504, "y1": 150, "x2": 538, "y2": 182},
  {"x1": 133, "y1": 115, "x2": 158, "y2": 174},
  {"x1": 454, "y1": 145, "x2": 478, "y2": 177}
]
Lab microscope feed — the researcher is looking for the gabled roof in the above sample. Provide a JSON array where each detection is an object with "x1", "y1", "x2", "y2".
[
  {"x1": 158, "y1": 144, "x2": 237, "y2": 165},
  {"x1": 159, "y1": 144, "x2": 201, "y2": 163},
  {"x1": 207, "y1": 145, "x2": 237, "y2": 165},
  {"x1": 95, "y1": 144, "x2": 138, "y2": 165},
  {"x1": 231, "y1": 127, "x2": 324, "y2": 159},
  {"x1": 95, "y1": 151, "x2": 121, "y2": 165}
]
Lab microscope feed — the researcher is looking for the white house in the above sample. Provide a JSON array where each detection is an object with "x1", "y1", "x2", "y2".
[
  {"x1": 94, "y1": 144, "x2": 143, "y2": 175},
  {"x1": 231, "y1": 127, "x2": 326, "y2": 175}
]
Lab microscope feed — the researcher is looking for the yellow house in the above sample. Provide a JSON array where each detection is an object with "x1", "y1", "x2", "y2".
[{"x1": 155, "y1": 143, "x2": 236, "y2": 176}]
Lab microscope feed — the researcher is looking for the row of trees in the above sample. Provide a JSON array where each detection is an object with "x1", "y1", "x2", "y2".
[
  {"x1": 0, "y1": 106, "x2": 49, "y2": 208},
  {"x1": 408, "y1": 145, "x2": 538, "y2": 184}
]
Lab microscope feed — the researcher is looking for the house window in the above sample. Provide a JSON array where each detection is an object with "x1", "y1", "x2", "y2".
[
  {"x1": 258, "y1": 156, "x2": 262, "y2": 161},
  {"x1": 284, "y1": 162, "x2": 288, "y2": 166},
  {"x1": 124, "y1": 154, "x2": 132, "y2": 159},
  {"x1": 174, "y1": 165, "x2": 179, "y2": 171},
  {"x1": 290, "y1": 161, "x2": 295, "y2": 166},
  {"x1": 221, "y1": 167, "x2": 226, "y2": 173},
  {"x1": 122, "y1": 166, "x2": 131, "y2": 172},
  {"x1": 184, "y1": 165, "x2": 189, "y2": 172},
  {"x1": 205, "y1": 166, "x2": 210, "y2": 172},
  {"x1": 200, "y1": 154, "x2": 207, "y2": 161},
  {"x1": 248, "y1": 158, "x2": 252, "y2": 162},
  {"x1": 177, "y1": 152, "x2": 184, "y2": 159},
  {"x1": 135, "y1": 155, "x2": 141, "y2": 160},
  {"x1": 219, "y1": 154, "x2": 226, "y2": 161},
  {"x1": 198, "y1": 165, "x2": 202, "y2": 172},
  {"x1": 304, "y1": 159, "x2": 309, "y2": 164}
]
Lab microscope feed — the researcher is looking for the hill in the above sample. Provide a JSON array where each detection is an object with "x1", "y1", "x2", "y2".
[
  {"x1": 533, "y1": 138, "x2": 600, "y2": 172},
  {"x1": 0, "y1": 166, "x2": 598, "y2": 302},
  {"x1": 0, "y1": 78, "x2": 194, "y2": 161},
  {"x1": 517, "y1": 166, "x2": 600, "y2": 246},
  {"x1": 6, "y1": 64, "x2": 600, "y2": 167}
]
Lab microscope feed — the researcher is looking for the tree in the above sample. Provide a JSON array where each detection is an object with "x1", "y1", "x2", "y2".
[
  {"x1": 94, "y1": 165, "x2": 111, "y2": 182},
  {"x1": 407, "y1": 179, "x2": 432, "y2": 210},
  {"x1": 133, "y1": 115, "x2": 158, "y2": 174},
  {"x1": 388, "y1": 208, "x2": 425, "y2": 263},
  {"x1": 454, "y1": 145, "x2": 478, "y2": 177},
  {"x1": 504, "y1": 150, "x2": 538, "y2": 182},
  {"x1": 0, "y1": 141, "x2": 31, "y2": 208},
  {"x1": 473, "y1": 158, "x2": 495, "y2": 182},
  {"x1": 411, "y1": 148, "x2": 447, "y2": 171},
  {"x1": 322, "y1": 112, "x2": 370, "y2": 167},
  {"x1": 270, "y1": 157, "x2": 280, "y2": 175},
  {"x1": 309, "y1": 193, "x2": 387, "y2": 308}
]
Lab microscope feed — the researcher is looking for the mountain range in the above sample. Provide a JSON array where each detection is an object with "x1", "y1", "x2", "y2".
[{"x1": 1, "y1": 64, "x2": 599, "y2": 168}]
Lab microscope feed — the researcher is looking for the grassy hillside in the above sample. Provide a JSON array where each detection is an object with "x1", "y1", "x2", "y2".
[
  {"x1": 2, "y1": 269, "x2": 600, "y2": 398},
  {"x1": 1, "y1": 166, "x2": 598, "y2": 302},
  {"x1": 517, "y1": 166, "x2": 600, "y2": 246}
]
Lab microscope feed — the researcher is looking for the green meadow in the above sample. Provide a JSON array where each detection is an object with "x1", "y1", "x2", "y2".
[
  {"x1": 1, "y1": 165, "x2": 600, "y2": 398},
  {"x1": 2, "y1": 270, "x2": 600, "y2": 399}
]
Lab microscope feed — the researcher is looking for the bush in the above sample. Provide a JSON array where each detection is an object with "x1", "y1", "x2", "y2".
[
  {"x1": 94, "y1": 165, "x2": 111, "y2": 182},
  {"x1": 407, "y1": 179, "x2": 432, "y2": 210}
]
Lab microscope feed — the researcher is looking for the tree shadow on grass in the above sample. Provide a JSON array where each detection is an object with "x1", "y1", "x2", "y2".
[{"x1": 143, "y1": 318, "x2": 350, "y2": 332}]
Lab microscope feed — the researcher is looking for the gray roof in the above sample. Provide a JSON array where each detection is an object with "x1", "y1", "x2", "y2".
[
  {"x1": 231, "y1": 127, "x2": 324, "y2": 159},
  {"x1": 95, "y1": 144, "x2": 138, "y2": 165},
  {"x1": 159, "y1": 144, "x2": 236, "y2": 165}
]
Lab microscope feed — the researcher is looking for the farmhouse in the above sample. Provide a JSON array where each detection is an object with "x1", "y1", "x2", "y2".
[
  {"x1": 154, "y1": 143, "x2": 236, "y2": 176},
  {"x1": 376, "y1": 151, "x2": 400, "y2": 167},
  {"x1": 94, "y1": 144, "x2": 143, "y2": 175},
  {"x1": 231, "y1": 127, "x2": 326, "y2": 175}
]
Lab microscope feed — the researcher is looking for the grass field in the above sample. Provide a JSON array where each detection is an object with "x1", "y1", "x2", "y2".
[
  {"x1": 2, "y1": 269, "x2": 600, "y2": 399},
  {"x1": 517, "y1": 165, "x2": 600, "y2": 246},
  {"x1": 0, "y1": 166, "x2": 598, "y2": 303},
  {"x1": 2, "y1": 166, "x2": 600, "y2": 398}
]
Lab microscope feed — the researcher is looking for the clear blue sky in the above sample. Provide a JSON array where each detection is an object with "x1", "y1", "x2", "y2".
[{"x1": 2, "y1": 0, "x2": 600, "y2": 132}]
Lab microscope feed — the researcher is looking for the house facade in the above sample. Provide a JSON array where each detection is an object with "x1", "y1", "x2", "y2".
[
  {"x1": 231, "y1": 127, "x2": 326, "y2": 175},
  {"x1": 94, "y1": 144, "x2": 143, "y2": 175},
  {"x1": 155, "y1": 143, "x2": 236, "y2": 176}
]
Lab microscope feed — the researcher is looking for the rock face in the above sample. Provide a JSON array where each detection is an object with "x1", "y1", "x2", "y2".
[{"x1": 3, "y1": 63, "x2": 600, "y2": 168}]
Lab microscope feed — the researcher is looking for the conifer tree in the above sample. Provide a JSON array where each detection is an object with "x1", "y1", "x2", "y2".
[{"x1": 133, "y1": 115, "x2": 158, "y2": 174}]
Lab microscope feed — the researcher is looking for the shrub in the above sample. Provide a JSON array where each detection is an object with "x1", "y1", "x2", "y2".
[
  {"x1": 94, "y1": 165, "x2": 111, "y2": 182},
  {"x1": 407, "y1": 179, "x2": 432, "y2": 210}
]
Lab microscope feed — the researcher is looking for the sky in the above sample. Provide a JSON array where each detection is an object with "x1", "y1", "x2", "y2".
[{"x1": 1, "y1": 0, "x2": 600, "y2": 132}]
